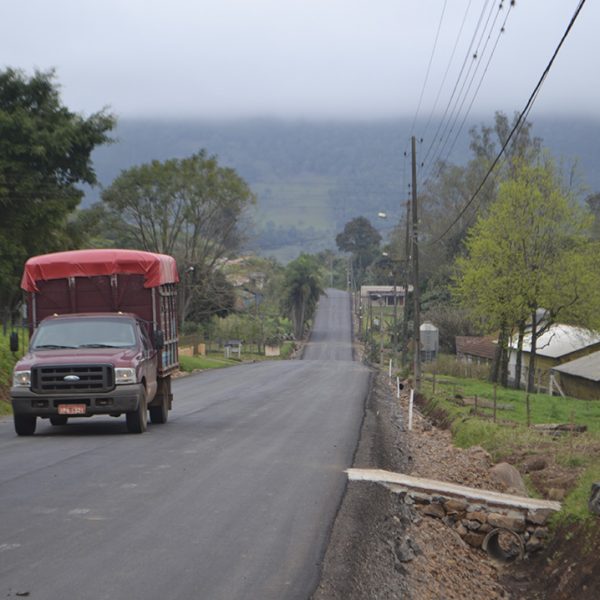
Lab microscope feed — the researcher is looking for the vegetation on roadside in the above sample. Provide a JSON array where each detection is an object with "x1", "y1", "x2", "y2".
[{"x1": 420, "y1": 359, "x2": 600, "y2": 523}]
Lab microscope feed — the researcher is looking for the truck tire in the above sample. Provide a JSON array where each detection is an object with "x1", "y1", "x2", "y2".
[
  {"x1": 50, "y1": 416, "x2": 68, "y2": 426},
  {"x1": 126, "y1": 391, "x2": 148, "y2": 434},
  {"x1": 149, "y1": 393, "x2": 168, "y2": 424},
  {"x1": 14, "y1": 414, "x2": 37, "y2": 436}
]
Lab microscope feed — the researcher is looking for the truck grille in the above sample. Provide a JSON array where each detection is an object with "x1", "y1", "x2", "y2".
[{"x1": 31, "y1": 364, "x2": 114, "y2": 394}]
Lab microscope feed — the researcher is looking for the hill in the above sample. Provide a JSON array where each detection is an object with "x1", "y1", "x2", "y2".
[{"x1": 85, "y1": 116, "x2": 600, "y2": 261}]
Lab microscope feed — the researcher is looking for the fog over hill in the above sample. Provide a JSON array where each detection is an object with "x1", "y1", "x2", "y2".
[{"x1": 84, "y1": 117, "x2": 600, "y2": 261}]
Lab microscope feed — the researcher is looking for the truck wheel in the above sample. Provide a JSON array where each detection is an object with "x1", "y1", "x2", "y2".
[
  {"x1": 126, "y1": 391, "x2": 148, "y2": 434},
  {"x1": 149, "y1": 394, "x2": 168, "y2": 424},
  {"x1": 50, "y1": 416, "x2": 68, "y2": 426},
  {"x1": 14, "y1": 414, "x2": 37, "y2": 436}
]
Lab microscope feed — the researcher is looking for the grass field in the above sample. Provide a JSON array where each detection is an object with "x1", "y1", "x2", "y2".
[{"x1": 420, "y1": 370, "x2": 600, "y2": 522}]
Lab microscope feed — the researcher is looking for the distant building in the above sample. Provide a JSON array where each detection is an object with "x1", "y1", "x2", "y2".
[
  {"x1": 360, "y1": 285, "x2": 412, "y2": 307},
  {"x1": 455, "y1": 335, "x2": 497, "y2": 365}
]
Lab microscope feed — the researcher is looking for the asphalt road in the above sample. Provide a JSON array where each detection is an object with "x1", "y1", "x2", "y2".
[{"x1": 0, "y1": 288, "x2": 370, "y2": 600}]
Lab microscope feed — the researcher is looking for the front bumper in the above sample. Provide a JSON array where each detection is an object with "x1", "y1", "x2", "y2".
[{"x1": 10, "y1": 384, "x2": 145, "y2": 417}]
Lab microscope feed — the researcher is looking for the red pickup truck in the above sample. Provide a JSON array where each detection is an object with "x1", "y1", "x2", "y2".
[{"x1": 10, "y1": 249, "x2": 179, "y2": 436}]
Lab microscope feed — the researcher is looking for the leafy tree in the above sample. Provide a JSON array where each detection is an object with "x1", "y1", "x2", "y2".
[
  {"x1": 454, "y1": 158, "x2": 600, "y2": 392},
  {"x1": 587, "y1": 192, "x2": 600, "y2": 240},
  {"x1": 335, "y1": 216, "x2": 381, "y2": 287},
  {"x1": 0, "y1": 68, "x2": 115, "y2": 312},
  {"x1": 102, "y1": 151, "x2": 255, "y2": 325},
  {"x1": 281, "y1": 254, "x2": 324, "y2": 339},
  {"x1": 418, "y1": 112, "x2": 541, "y2": 286}
]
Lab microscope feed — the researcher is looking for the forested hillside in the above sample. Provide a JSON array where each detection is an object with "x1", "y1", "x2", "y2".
[{"x1": 85, "y1": 117, "x2": 600, "y2": 260}]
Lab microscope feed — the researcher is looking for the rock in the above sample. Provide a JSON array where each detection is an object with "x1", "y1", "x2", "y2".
[
  {"x1": 523, "y1": 456, "x2": 548, "y2": 473},
  {"x1": 525, "y1": 535, "x2": 543, "y2": 552},
  {"x1": 463, "y1": 531, "x2": 486, "y2": 548},
  {"x1": 455, "y1": 523, "x2": 468, "y2": 537},
  {"x1": 392, "y1": 536, "x2": 421, "y2": 563},
  {"x1": 527, "y1": 508, "x2": 554, "y2": 525},
  {"x1": 444, "y1": 498, "x2": 468, "y2": 513},
  {"x1": 411, "y1": 492, "x2": 433, "y2": 504},
  {"x1": 463, "y1": 520, "x2": 482, "y2": 531},
  {"x1": 487, "y1": 512, "x2": 526, "y2": 532},
  {"x1": 466, "y1": 511, "x2": 488, "y2": 523},
  {"x1": 534, "y1": 527, "x2": 549, "y2": 539},
  {"x1": 422, "y1": 502, "x2": 446, "y2": 519},
  {"x1": 588, "y1": 482, "x2": 600, "y2": 515},
  {"x1": 466, "y1": 503, "x2": 486, "y2": 513},
  {"x1": 489, "y1": 462, "x2": 528, "y2": 496}
]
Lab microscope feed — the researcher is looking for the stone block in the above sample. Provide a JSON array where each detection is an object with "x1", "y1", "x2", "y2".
[
  {"x1": 466, "y1": 511, "x2": 488, "y2": 523},
  {"x1": 463, "y1": 532, "x2": 486, "y2": 548},
  {"x1": 444, "y1": 498, "x2": 468, "y2": 513},
  {"x1": 422, "y1": 503, "x2": 446, "y2": 519},
  {"x1": 527, "y1": 508, "x2": 554, "y2": 525},
  {"x1": 487, "y1": 512, "x2": 526, "y2": 532}
]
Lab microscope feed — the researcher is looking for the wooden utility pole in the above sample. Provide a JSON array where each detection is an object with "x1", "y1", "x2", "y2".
[
  {"x1": 401, "y1": 199, "x2": 411, "y2": 367},
  {"x1": 411, "y1": 136, "x2": 421, "y2": 391}
]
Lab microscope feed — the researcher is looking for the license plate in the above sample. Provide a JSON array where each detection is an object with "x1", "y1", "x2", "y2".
[{"x1": 58, "y1": 404, "x2": 86, "y2": 415}]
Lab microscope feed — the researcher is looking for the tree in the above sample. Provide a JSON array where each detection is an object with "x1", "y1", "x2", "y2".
[
  {"x1": 587, "y1": 193, "x2": 600, "y2": 240},
  {"x1": 335, "y1": 216, "x2": 381, "y2": 287},
  {"x1": 0, "y1": 68, "x2": 115, "y2": 312},
  {"x1": 281, "y1": 254, "x2": 324, "y2": 339},
  {"x1": 102, "y1": 151, "x2": 255, "y2": 325},
  {"x1": 454, "y1": 158, "x2": 600, "y2": 393}
]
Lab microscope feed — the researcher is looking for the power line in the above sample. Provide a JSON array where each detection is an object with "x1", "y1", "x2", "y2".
[
  {"x1": 420, "y1": 0, "x2": 494, "y2": 171},
  {"x1": 409, "y1": 0, "x2": 448, "y2": 138},
  {"x1": 420, "y1": 0, "x2": 474, "y2": 146},
  {"x1": 421, "y1": 0, "x2": 499, "y2": 181},
  {"x1": 422, "y1": 1, "x2": 513, "y2": 184},
  {"x1": 424, "y1": 0, "x2": 588, "y2": 247}
]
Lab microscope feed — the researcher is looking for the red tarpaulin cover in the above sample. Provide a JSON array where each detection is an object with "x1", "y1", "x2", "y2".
[{"x1": 21, "y1": 249, "x2": 179, "y2": 292}]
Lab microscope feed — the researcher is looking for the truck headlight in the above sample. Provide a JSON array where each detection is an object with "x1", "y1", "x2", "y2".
[
  {"x1": 13, "y1": 370, "x2": 31, "y2": 387},
  {"x1": 115, "y1": 368, "x2": 136, "y2": 385}
]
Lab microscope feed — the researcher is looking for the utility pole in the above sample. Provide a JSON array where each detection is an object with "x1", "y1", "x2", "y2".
[
  {"x1": 411, "y1": 136, "x2": 421, "y2": 392},
  {"x1": 401, "y1": 199, "x2": 411, "y2": 367}
]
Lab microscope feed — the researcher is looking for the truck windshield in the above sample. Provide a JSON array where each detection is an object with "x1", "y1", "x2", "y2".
[{"x1": 31, "y1": 318, "x2": 137, "y2": 350}]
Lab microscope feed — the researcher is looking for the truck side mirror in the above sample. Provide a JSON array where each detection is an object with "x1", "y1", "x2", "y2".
[
  {"x1": 154, "y1": 329, "x2": 165, "y2": 350},
  {"x1": 10, "y1": 332, "x2": 19, "y2": 353}
]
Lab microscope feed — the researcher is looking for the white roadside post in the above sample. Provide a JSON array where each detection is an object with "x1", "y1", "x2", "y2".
[
  {"x1": 408, "y1": 388, "x2": 414, "y2": 431},
  {"x1": 396, "y1": 376, "x2": 401, "y2": 399},
  {"x1": 389, "y1": 358, "x2": 392, "y2": 380}
]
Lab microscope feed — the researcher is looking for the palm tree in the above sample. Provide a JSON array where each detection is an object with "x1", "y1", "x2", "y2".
[{"x1": 282, "y1": 254, "x2": 324, "y2": 340}]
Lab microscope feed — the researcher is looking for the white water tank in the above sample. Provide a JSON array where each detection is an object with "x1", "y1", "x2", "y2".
[{"x1": 420, "y1": 321, "x2": 439, "y2": 361}]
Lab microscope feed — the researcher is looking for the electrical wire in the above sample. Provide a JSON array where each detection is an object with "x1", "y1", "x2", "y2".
[
  {"x1": 420, "y1": 0, "x2": 499, "y2": 182},
  {"x1": 420, "y1": 0, "x2": 494, "y2": 172},
  {"x1": 420, "y1": 0, "x2": 474, "y2": 147},
  {"x1": 423, "y1": 0, "x2": 588, "y2": 247},
  {"x1": 423, "y1": 0, "x2": 513, "y2": 184},
  {"x1": 409, "y1": 0, "x2": 448, "y2": 139}
]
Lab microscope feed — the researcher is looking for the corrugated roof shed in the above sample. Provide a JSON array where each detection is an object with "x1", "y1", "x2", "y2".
[
  {"x1": 510, "y1": 324, "x2": 600, "y2": 359},
  {"x1": 552, "y1": 351, "x2": 600, "y2": 382},
  {"x1": 455, "y1": 336, "x2": 497, "y2": 360}
]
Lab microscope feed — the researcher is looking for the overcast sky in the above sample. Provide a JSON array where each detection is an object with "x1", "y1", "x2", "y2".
[{"x1": 1, "y1": 0, "x2": 597, "y2": 121}]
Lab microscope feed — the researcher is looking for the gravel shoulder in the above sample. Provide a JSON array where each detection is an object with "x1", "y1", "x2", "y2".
[{"x1": 313, "y1": 371, "x2": 512, "y2": 600}]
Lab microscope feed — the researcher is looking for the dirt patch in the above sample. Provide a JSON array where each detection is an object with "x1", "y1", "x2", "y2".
[{"x1": 503, "y1": 521, "x2": 600, "y2": 599}]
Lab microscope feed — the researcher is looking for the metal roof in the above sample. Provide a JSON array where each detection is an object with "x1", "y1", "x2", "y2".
[
  {"x1": 509, "y1": 324, "x2": 600, "y2": 359},
  {"x1": 360, "y1": 285, "x2": 413, "y2": 296},
  {"x1": 552, "y1": 351, "x2": 600, "y2": 382}
]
